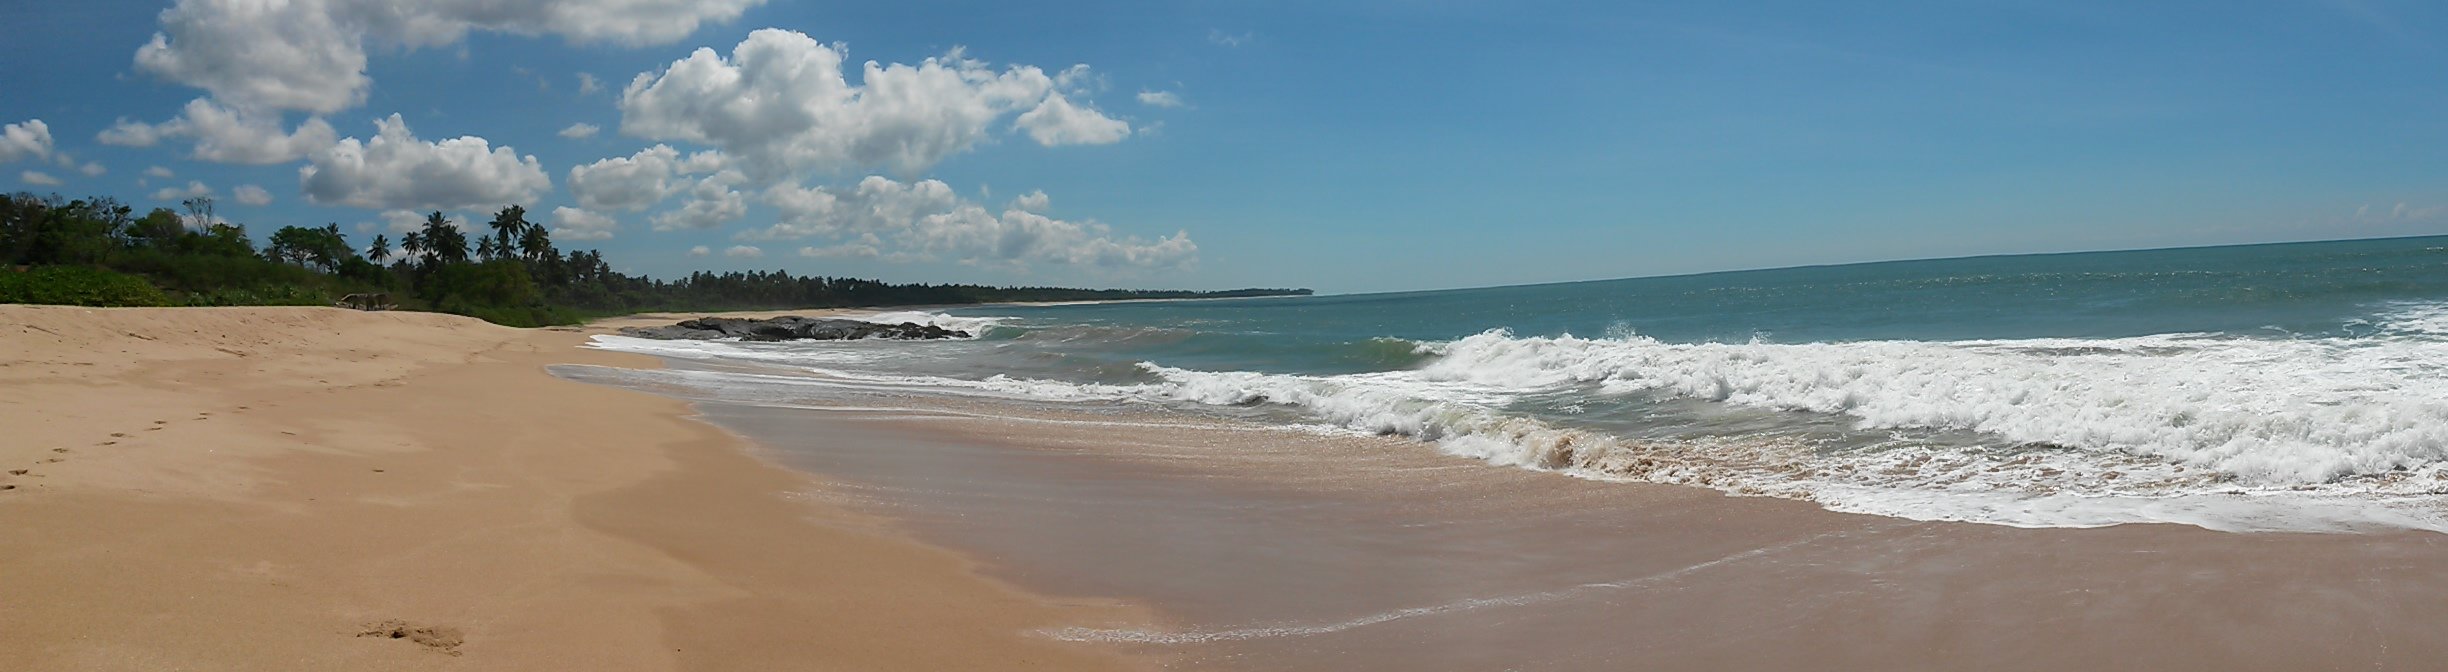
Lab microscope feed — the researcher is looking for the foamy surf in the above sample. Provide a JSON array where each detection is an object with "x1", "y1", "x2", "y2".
[{"x1": 582, "y1": 289, "x2": 2448, "y2": 534}]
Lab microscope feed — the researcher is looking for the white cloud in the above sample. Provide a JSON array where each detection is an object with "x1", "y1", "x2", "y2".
[
  {"x1": 549, "y1": 206, "x2": 620, "y2": 240},
  {"x1": 567, "y1": 144, "x2": 711, "y2": 211},
  {"x1": 650, "y1": 171, "x2": 749, "y2": 231},
  {"x1": 2346, "y1": 202, "x2": 2448, "y2": 225},
  {"x1": 0, "y1": 120, "x2": 53, "y2": 163},
  {"x1": 687, "y1": 245, "x2": 711, "y2": 256},
  {"x1": 618, "y1": 29, "x2": 1130, "y2": 180},
  {"x1": 134, "y1": 0, "x2": 767, "y2": 114},
  {"x1": 724, "y1": 244, "x2": 763, "y2": 258},
  {"x1": 78, "y1": 162, "x2": 107, "y2": 177},
  {"x1": 799, "y1": 240, "x2": 878, "y2": 259},
  {"x1": 233, "y1": 184, "x2": 273, "y2": 205},
  {"x1": 748, "y1": 176, "x2": 1196, "y2": 270},
  {"x1": 578, "y1": 72, "x2": 603, "y2": 95},
  {"x1": 1209, "y1": 30, "x2": 1253, "y2": 47},
  {"x1": 378, "y1": 209, "x2": 432, "y2": 233},
  {"x1": 151, "y1": 180, "x2": 214, "y2": 201},
  {"x1": 300, "y1": 114, "x2": 551, "y2": 211},
  {"x1": 576, "y1": 148, "x2": 678, "y2": 207},
  {"x1": 1015, "y1": 92, "x2": 1131, "y2": 146},
  {"x1": 100, "y1": 98, "x2": 339, "y2": 165},
  {"x1": 1010, "y1": 189, "x2": 1050, "y2": 213},
  {"x1": 145, "y1": 165, "x2": 176, "y2": 179},
  {"x1": 1137, "y1": 90, "x2": 1186, "y2": 108},
  {"x1": 20, "y1": 171, "x2": 64, "y2": 186},
  {"x1": 558, "y1": 122, "x2": 601, "y2": 139}
]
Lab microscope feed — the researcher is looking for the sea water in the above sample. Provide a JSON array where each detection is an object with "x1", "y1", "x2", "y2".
[{"x1": 587, "y1": 235, "x2": 2448, "y2": 533}]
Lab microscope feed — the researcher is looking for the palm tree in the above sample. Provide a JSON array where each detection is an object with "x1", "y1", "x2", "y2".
[
  {"x1": 518, "y1": 221, "x2": 554, "y2": 263},
  {"x1": 487, "y1": 205, "x2": 528, "y2": 259},
  {"x1": 419, "y1": 211, "x2": 467, "y2": 266},
  {"x1": 368, "y1": 233, "x2": 391, "y2": 263}
]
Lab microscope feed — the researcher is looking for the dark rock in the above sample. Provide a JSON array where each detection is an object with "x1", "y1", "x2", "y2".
[{"x1": 617, "y1": 315, "x2": 971, "y2": 342}]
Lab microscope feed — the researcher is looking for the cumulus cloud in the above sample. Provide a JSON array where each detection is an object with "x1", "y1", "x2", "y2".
[
  {"x1": 566, "y1": 144, "x2": 706, "y2": 211},
  {"x1": 376, "y1": 209, "x2": 433, "y2": 233},
  {"x1": 650, "y1": 171, "x2": 749, "y2": 231},
  {"x1": 687, "y1": 245, "x2": 710, "y2": 256},
  {"x1": 151, "y1": 180, "x2": 214, "y2": 201},
  {"x1": 100, "y1": 98, "x2": 339, "y2": 165},
  {"x1": 300, "y1": 114, "x2": 551, "y2": 211},
  {"x1": 618, "y1": 29, "x2": 1131, "y2": 180},
  {"x1": 1016, "y1": 93, "x2": 1132, "y2": 146},
  {"x1": 550, "y1": 206, "x2": 620, "y2": 240},
  {"x1": 232, "y1": 184, "x2": 273, "y2": 205},
  {"x1": 578, "y1": 72, "x2": 603, "y2": 95},
  {"x1": 558, "y1": 122, "x2": 601, "y2": 139},
  {"x1": 1, "y1": 120, "x2": 53, "y2": 163},
  {"x1": 21, "y1": 171, "x2": 64, "y2": 186},
  {"x1": 1010, "y1": 190, "x2": 1050, "y2": 213},
  {"x1": 798, "y1": 240, "x2": 878, "y2": 258},
  {"x1": 78, "y1": 162, "x2": 107, "y2": 177},
  {"x1": 145, "y1": 166, "x2": 176, "y2": 179},
  {"x1": 134, "y1": 0, "x2": 766, "y2": 114},
  {"x1": 724, "y1": 245, "x2": 763, "y2": 258},
  {"x1": 1137, "y1": 90, "x2": 1186, "y2": 108},
  {"x1": 746, "y1": 176, "x2": 1195, "y2": 270}
]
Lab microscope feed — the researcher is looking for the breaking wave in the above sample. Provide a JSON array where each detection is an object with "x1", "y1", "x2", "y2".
[{"x1": 586, "y1": 301, "x2": 2448, "y2": 532}]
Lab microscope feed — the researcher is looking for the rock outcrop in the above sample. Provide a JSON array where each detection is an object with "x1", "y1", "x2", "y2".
[{"x1": 616, "y1": 316, "x2": 970, "y2": 342}]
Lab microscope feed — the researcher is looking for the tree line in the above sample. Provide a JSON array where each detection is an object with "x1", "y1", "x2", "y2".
[{"x1": 0, "y1": 191, "x2": 1309, "y2": 326}]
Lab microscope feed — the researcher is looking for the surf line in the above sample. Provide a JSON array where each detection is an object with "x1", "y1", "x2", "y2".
[{"x1": 1044, "y1": 531, "x2": 1847, "y2": 645}]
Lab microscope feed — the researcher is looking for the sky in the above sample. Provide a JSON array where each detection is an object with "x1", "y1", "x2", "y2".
[{"x1": 2, "y1": 0, "x2": 2444, "y2": 294}]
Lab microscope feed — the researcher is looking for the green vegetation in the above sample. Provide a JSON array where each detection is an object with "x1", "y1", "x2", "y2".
[
  {"x1": 0, "y1": 191, "x2": 1310, "y2": 326},
  {"x1": 0, "y1": 266, "x2": 171, "y2": 307}
]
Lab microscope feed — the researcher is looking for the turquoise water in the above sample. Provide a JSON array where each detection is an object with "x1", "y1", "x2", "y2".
[{"x1": 593, "y1": 236, "x2": 2448, "y2": 532}]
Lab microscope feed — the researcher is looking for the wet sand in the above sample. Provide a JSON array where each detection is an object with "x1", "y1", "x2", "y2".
[{"x1": 562, "y1": 358, "x2": 2448, "y2": 671}]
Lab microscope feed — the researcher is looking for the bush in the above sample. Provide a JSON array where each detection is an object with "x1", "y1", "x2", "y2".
[
  {"x1": 0, "y1": 266, "x2": 172, "y2": 307},
  {"x1": 178, "y1": 284, "x2": 330, "y2": 307}
]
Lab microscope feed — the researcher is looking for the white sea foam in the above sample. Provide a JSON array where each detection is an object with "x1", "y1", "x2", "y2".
[
  {"x1": 1414, "y1": 327, "x2": 2448, "y2": 489},
  {"x1": 839, "y1": 310, "x2": 1009, "y2": 333},
  {"x1": 582, "y1": 303, "x2": 2448, "y2": 533}
]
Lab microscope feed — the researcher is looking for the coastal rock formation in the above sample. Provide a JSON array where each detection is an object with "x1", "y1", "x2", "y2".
[{"x1": 617, "y1": 316, "x2": 971, "y2": 342}]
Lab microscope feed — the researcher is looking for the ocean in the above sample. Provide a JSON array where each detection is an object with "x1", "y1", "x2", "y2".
[{"x1": 584, "y1": 235, "x2": 2448, "y2": 533}]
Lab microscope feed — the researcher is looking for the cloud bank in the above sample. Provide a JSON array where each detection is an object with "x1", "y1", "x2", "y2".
[{"x1": 618, "y1": 29, "x2": 1130, "y2": 180}]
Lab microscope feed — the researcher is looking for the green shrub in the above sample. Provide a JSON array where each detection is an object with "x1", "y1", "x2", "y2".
[
  {"x1": 0, "y1": 266, "x2": 172, "y2": 307},
  {"x1": 178, "y1": 284, "x2": 331, "y2": 307}
]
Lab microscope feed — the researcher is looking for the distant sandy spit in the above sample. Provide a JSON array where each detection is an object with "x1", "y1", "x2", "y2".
[{"x1": 0, "y1": 305, "x2": 1149, "y2": 671}]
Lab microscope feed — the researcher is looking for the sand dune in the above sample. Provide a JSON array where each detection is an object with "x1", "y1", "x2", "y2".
[{"x1": 0, "y1": 306, "x2": 1146, "y2": 671}]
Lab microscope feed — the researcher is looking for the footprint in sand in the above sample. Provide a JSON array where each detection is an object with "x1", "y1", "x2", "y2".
[{"x1": 357, "y1": 620, "x2": 464, "y2": 656}]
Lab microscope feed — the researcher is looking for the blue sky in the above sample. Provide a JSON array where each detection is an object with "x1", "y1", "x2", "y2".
[{"x1": 2, "y1": 1, "x2": 2444, "y2": 293}]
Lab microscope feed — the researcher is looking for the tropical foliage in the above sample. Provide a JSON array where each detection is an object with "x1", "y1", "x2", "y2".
[{"x1": 0, "y1": 191, "x2": 1309, "y2": 326}]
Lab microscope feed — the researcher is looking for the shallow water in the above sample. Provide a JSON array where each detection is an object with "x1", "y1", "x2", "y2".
[
  {"x1": 587, "y1": 236, "x2": 2448, "y2": 532},
  {"x1": 556, "y1": 360, "x2": 2448, "y2": 671}
]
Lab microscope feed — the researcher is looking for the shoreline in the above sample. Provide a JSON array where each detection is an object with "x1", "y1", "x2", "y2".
[
  {"x1": 568, "y1": 349, "x2": 2448, "y2": 670},
  {"x1": 0, "y1": 305, "x2": 1152, "y2": 670}
]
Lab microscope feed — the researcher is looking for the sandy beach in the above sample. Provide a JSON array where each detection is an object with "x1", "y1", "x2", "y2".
[
  {"x1": 0, "y1": 306, "x2": 1148, "y2": 671},
  {"x1": 16, "y1": 304, "x2": 2448, "y2": 671}
]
